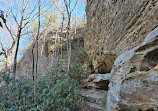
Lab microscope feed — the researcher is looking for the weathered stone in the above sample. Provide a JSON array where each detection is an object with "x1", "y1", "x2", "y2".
[
  {"x1": 79, "y1": 88, "x2": 108, "y2": 105},
  {"x1": 78, "y1": 88, "x2": 107, "y2": 111},
  {"x1": 83, "y1": 61, "x2": 95, "y2": 75},
  {"x1": 87, "y1": 74, "x2": 110, "y2": 82},
  {"x1": 106, "y1": 27, "x2": 158, "y2": 111},
  {"x1": 86, "y1": 102, "x2": 106, "y2": 111},
  {"x1": 85, "y1": 0, "x2": 158, "y2": 73},
  {"x1": 86, "y1": 73, "x2": 110, "y2": 89}
]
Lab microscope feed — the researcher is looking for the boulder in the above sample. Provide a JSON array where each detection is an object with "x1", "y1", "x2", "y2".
[
  {"x1": 106, "y1": 27, "x2": 158, "y2": 111},
  {"x1": 86, "y1": 73, "x2": 110, "y2": 89},
  {"x1": 85, "y1": 0, "x2": 158, "y2": 73}
]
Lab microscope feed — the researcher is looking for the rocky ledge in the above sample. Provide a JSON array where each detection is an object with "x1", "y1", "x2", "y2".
[{"x1": 106, "y1": 27, "x2": 158, "y2": 111}]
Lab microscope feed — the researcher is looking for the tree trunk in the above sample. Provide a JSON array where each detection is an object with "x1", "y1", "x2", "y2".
[
  {"x1": 74, "y1": 0, "x2": 77, "y2": 40},
  {"x1": 32, "y1": 44, "x2": 35, "y2": 96},
  {"x1": 57, "y1": 15, "x2": 64, "y2": 63},
  {"x1": 51, "y1": 29, "x2": 59, "y2": 69},
  {"x1": 60, "y1": 14, "x2": 64, "y2": 60},
  {"x1": 13, "y1": 28, "x2": 22, "y2": 78},
  {"x1": 66, "y1": 16, "x2": 71, "y2": 77},
  {"x1": 34, "y1": 0, "x2": 41, "y2": 97},
  {"x1": 64, "y1": 0, "x2": 77, "y2": 77}
]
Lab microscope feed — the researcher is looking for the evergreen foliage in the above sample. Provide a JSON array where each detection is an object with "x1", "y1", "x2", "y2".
[{"x1": 0, "y1": 62, "x2": 83, "y2": 111}]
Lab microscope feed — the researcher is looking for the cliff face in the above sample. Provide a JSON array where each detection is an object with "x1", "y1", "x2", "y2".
[
  {"x1": 85, "y1": 0, "x2": 158, "y2": 110},
  {"x1": 107, "y1": 27, "x2": 158, "y2": 111},
  {"x1": 85, "y1": 0, "x2": 158, "y2": 73}
]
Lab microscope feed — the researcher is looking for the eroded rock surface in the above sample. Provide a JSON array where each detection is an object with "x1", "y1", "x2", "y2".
[
  {"x1": 106, "y1": 27, "x2": 158, "y2": 111},
  {"x1": 85, "y1": 0, "x2": 158, "y2": 73},
  {"x1": 79, "y1": 88, "x2": 107, "y2": 111},
  {"x1": 86, "y1": 73, "x2": 110, "y2": 89}
]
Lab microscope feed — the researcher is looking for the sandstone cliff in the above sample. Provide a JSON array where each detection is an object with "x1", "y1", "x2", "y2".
[
  {"x1": 85, "y1": 0, "x2": 158, "y2": 73},
  {"x1": 107, "y1": 27, "x2": 158, "y2": 111},
  {"x1": 85, "y1": 0, "x2": 158, "y2": 110}
]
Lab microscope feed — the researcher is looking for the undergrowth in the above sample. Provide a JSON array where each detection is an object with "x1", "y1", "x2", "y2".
[
  {"x1": 0, "y1": 61, "x2": 84, "y2": 111},
  {"x1": 0, "y1": 37, "x2": 89, "y2": 111}
]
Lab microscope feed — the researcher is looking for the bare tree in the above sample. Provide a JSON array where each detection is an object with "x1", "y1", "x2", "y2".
[
  {"x1": 64, "y1": 0, "x2": 77, "y2": 77},
  {"x1": 74, "y1": 0, "x2": 77, "y2": 39},
  {"x1": 0, "y1": 0, "x2": 51, "y2": 78},
  {"x1": 53, "y1": 2, "x2": 66, "y2": 61},
  {"x1": 13, "y1": 0, "x2": 42, "y2": 78},
  {"x1": 51, "y1": 28, "x2": 59, "y2": 69},
  {"x1": 32, "y1": 0, "x2": 41, "y2": 98},
  {"x1": 0, "y1": 0, "x2": 38, "y2": 78},
  {"x1": 60, "y1": 14, "x2": 65, "y2": 59},
  {"x1": 56, "y1": 14, "x2": 65, "y2": 62},
  {"x1": 32, "y1": 43, "x2": 35, "y2": 87},
  {"x1": 0, "y1": 12, "x2": 15, "y2": 75},
  {"x1": 48, "y1": 1, "x2": 66, "y2": 70}
]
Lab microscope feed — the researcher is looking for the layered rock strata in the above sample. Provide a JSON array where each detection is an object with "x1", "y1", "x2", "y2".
[
  {"x1": 85, "y1": 0, "x2": 158, "y2": 73},
  {"x1": 106, "y1": 27, "x2": 158, "y2": 111}
]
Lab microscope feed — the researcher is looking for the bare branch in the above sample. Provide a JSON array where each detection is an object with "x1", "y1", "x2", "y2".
[
  {"x1": 4, "y1": 22, "x2": 15, "y2": 41},
  {"x1": 70, "y1": 0, "x2": 78, "y2": 13}
]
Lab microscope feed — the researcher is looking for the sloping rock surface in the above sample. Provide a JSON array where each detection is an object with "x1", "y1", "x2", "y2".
[
  {"x1": 106, "y1": 27, "x2": 158, "y2": 111},
  {"x1": 79, "y1": 88, "x2": 107, "y2": 111}
]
